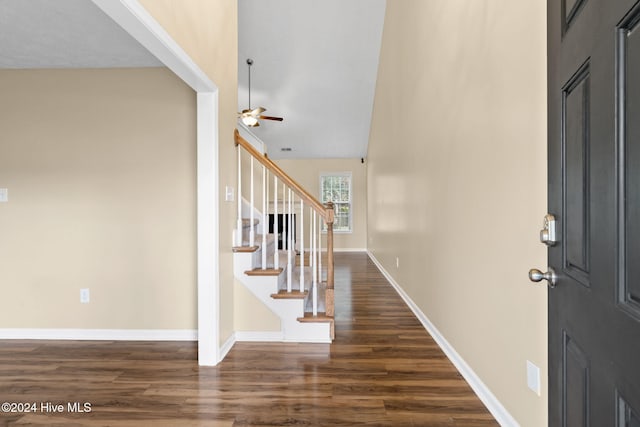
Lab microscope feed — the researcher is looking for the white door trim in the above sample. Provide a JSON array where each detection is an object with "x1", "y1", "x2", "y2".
[{"x1": 91, "y1": 0, "x2": 220, "y2": 365}]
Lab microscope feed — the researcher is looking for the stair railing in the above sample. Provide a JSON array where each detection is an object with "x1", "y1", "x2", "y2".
[{"x1": 234, "y1": 129, "x2": 335, "y2": 318}]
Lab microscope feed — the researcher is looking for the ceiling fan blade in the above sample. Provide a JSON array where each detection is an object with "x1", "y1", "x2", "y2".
[
  {"x1": 258, "y1": 115, "x2": 284, "y2": 121},
  {"x1": 251, "y1": 107, "x2": 266, "y2": 116}
]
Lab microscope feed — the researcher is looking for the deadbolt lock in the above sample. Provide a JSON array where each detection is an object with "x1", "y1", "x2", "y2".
[{"x1": 540, "y1": 214, "x2": 558, "y2": 246}]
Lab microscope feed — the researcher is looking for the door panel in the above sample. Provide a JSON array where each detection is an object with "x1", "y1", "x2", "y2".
[
  {"x1": 562, "y1": 62, "x2": 590, "y2": 285},
  {"x1": 620, "y1": 4, "x2": 640, "y2": 318},
  {"x1": 562, "y1": 0, "x2": 587, "y2": 33},
  {"x1": 563, "y1": 332, "x2": 590, "y2": 426},
  {"x1": 548, "y1": 0, "x2": 640, "y2": 425},
  {"x1": 617, "y1": 394, "x2": 640, "y2": 427}
]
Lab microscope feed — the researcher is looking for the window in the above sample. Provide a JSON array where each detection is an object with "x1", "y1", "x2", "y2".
[{"x1": 320, "y1": 172, "x2": 352, "y2": 233}]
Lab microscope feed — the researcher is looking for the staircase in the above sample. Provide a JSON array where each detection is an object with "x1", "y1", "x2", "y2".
[{"x1": 232, "y1": 129, "x2": 335, "y2": 342}]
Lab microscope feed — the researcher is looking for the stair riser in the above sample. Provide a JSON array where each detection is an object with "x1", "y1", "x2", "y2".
[
  {"x1": 238, "y1": 243, "x2": 277, "y2": 270},
  {"x1": 280, "y1": 320, "x2": 331, "y2": 343},
  {"x1": 273, "y1": 298, "x2": 305, "y2": 320},
  {"x1": 233, "y1": 252, "x2": 258, "y2": 277},
  {"x1": 238, "y1": 275, "x2": 305, "y2": 318}
]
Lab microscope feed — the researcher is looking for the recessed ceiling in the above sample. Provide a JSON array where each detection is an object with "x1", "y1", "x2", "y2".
[
  {"x1": 0, "y1": 0, "x2": 162, "y2": 69},
  {"x1": 239, "y1": 0, "x2": 386, "y2": 159}
]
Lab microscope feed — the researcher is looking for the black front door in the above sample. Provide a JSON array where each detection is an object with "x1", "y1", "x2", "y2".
[{"x1": 548, "y1": 0, "x2": 640, "y2": 425}]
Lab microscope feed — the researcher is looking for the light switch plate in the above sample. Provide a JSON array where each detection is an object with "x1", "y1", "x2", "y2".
[
  {"x1": 225, "y1": 186, "x2": 235, "y2": 202},
  {"x1": 0, "y1": 188, "x2": 7, "y2": 202},
  {"x1": 80, "y1": 288, "x2": 90, "y2": 304}
]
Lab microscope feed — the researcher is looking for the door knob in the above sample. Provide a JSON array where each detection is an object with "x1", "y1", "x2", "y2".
[{"x1": 529, "y1": 268, "x2": 557, "y2": 288}]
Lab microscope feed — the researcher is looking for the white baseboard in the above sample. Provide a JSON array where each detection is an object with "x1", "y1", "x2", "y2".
[
  {"x1": 235, "y1": 331, "x2": 284, "y2": 342},
  {"x1": 301, "y1": 248, "x2": 366, "y2": 253},
  {"x1": 219, "y1": 333, "x2": 236, "y2": 361},
  {"x1": 366, "y1": 251, "x2": 519, "y2": 427},
  {"x1": 0, "y1": 329, "x2": 197, "y2": 341}
]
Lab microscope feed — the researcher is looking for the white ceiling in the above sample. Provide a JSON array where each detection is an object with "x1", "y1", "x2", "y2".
[
  {"x1": 239, "y1": 0, "x2": 386, "y2": 159},
  {"x1": 0, "y1": 0, "x2": 386, "y2": 160},
  {"x1": 0, "y1": 0, "x2": 162, "y2": 68}
]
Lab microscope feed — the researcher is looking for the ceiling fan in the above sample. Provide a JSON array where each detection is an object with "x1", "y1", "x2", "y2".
[{"x1": 238, "y1": 58, "x2": 283, "y2": 127}]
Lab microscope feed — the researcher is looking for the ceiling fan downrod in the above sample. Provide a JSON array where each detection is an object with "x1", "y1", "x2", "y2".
[{"x1": 247, "y1": 58, "x2": 253, "y2": 110}]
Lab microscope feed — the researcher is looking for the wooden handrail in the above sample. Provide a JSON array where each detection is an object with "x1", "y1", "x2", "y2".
[{"x1": 235, "y1": 129, "x2": 333, "y2": 224}]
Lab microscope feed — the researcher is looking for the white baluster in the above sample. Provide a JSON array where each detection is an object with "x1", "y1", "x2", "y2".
[
  {"x1": 282, "y1": 182, "x2": 286, "y2": 248},
  {"x1": 318, "y1": 217, "x2": 323, "y2": 282},
  {"x1": 249, "y1": 157, "x2": 255, "y2": 247},
  {"x1": 289, "y1": 189, "x2": 293, "y2": 253},
  {"x1": 266, "y1": 170, "x2": 269, "y2": 264},
  {"x1": 299, "y1": 199, "x2": 304, "y2": 292},
  {"x1": 287, "y1": 188, "x2": 293, "y2": 293},
  {"x1": 261, "y1": 165, "x2": 266, "y2": 270},
  {"x1": 312, "y1": 210, "x2": 318, "y2": 316},
  {"x1": 310, "y1": 208, "x2": 315, "y2": 288},
  {"x1": 236, "y1": 146, "x2": 243, "y2": 246},
  {"x1": 274, "y1": 176, "x2": 279, "y2": 269}
]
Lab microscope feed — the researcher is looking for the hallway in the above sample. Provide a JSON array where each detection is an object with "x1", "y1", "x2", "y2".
[{"x1": 0, "y1": 253, "x2": 496, "y2": 426}]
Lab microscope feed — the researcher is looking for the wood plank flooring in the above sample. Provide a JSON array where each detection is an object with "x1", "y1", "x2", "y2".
[{"x1": 0, "y1": 253, "x2": 497, "y2": 426}]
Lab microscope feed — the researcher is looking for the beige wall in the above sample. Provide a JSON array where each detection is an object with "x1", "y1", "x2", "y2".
[
  {"x1": 367, "y1": 1, "x2": 548, "y2": 426},
  {"x1": 234, "y1": 278, "x2": 280, "y2": 332},
  {"x1": 0, "y1": 68, "x2": 197, "y2": 329},
  {"x1": 139, "y1": 0, "x2": 238, "y2": 345},
  {"x1": 0, "y1": 0, "x2": 238, "y2": 339}
]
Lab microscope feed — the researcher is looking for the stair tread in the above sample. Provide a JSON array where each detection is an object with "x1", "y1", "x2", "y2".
[
  {"x1": 243, "y1": 249, "x2": 288, "y2": 276},
  {"x1": 238, "y1": 233, "x2": 276, "y2": 248},
  {"x1": 232, "y1": 245, "x2": 259, "y2": 253},
  {"x1": 272, "y1": 266, "x2": 325, "y2": 311},
  {"x1": 270, "y1": 290, "x2": 308, "y2": 299},
  {"x1": 245, "y1": 268, "x2": 283, "y2": 276},
  {"x1": 297, "y1": 312, "x2": 334, "y2": 323}
]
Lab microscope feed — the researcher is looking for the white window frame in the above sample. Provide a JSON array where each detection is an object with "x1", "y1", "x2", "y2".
[{"x1": 319, "y1": 172, "x2": 353, "y2": 233}]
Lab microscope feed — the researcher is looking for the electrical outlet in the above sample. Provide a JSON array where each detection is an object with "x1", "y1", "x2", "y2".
[
  {"x1": 0, "y1": 188, "x2": 8, "y2": 203},
  {"x1": 527, "y1": 360, "x2": 541, "y2": 396},
  {"x1": 80, "y1": 288, "x2": 90, "y2": 304}
]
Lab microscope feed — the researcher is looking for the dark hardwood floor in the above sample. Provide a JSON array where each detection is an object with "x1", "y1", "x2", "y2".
[{"x1": 0, "y1": 253, "x2": 497, "y2": 426}]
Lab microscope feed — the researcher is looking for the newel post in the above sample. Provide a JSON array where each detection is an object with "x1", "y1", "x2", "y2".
[{"x1": 325, "y1": 202, "x2": 335, "y2": 317}]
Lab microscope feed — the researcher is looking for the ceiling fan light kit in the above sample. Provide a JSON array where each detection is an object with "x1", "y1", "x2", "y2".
[
  {"x1": 242, "y1": 114, "x2": 259, "y2": 127},
  {"x1": 238, "y1": 58, "x2": 283, "y2": 127}
]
